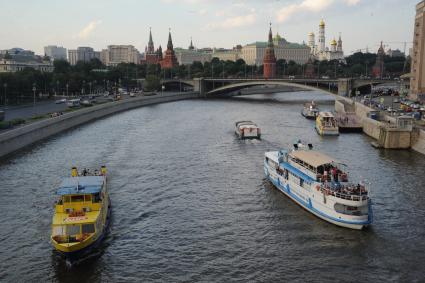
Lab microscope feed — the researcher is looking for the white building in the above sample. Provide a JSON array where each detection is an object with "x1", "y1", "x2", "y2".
[
  {"x1": 101, "y1": 45, "x2": 140, "y2": 66},
  {"x1": 308, "y1": 19, "x2": 344, "y2": 62},
  {"x1": 175, "y1": 48, "x2": 211, "y2": 65},
  {"x1": 241, "y1": 33, "x2": 310, "y2": 65},
  {"x1": 211, "y1": 47, "x2": 241, "y2": 62},
  {"x1": 68, "y1": 47, "x2": 100, "y2": 65},
  {"x1": 44, "y1": 45, "x2": 67, "y2": 61},
  {"x1": 0, "y1": 58, "x2": 54, "y2": 73}
]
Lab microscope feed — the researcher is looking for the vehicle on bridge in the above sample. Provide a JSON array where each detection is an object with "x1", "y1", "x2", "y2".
[
  {"x1": 67, "y1": 99, "x2": 81, "y2": 108},
  {"x1": 301, "y1": 101, "x2": 319, "y2": 120},
  {"x1": 235, "y1": 121, "x2": 261, "y2": 140},
  {"x1": 264, "y1": 143, "x2": 372, "y2": 230},
  {"x1": 51, "y1": 166, "x2": 111, "y2": 261},
  {"x1": 315, "y1": 112, "x2": 339, "y2": 136}
]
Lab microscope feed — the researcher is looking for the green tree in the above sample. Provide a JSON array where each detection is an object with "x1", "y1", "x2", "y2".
[{"x1": 144, "y1": 75, "x2": 160, "y2": 91}]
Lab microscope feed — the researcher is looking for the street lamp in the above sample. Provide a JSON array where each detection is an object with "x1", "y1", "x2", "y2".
[
  {"x1": 66, "y1": 83, "x2": 69, "y2": 97},
  {"x1": 161, "y1": 85, "x2": 165, "y2": 95},
  {"x1": 89, "y1": 82, "x2": 92, "y2": 95},
  {"x1": 3, "y1": 83, "x2": 7, "y2": 109},
  {"x1": 32, "y1": 84, "x2": 36, "y2": 107},
  {"x1": 56, "y1": 80, "x2": 59, "y2": 96}
]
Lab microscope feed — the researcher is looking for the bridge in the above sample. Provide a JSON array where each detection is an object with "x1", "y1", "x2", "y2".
[{"x1": 160, "y1": 78, "x2": 397, "y2": 97}]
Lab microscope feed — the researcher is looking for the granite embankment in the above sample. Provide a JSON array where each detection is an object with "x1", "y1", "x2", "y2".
[{"x1": 0, "y1": 92, "x2": 199, "y2": 159}]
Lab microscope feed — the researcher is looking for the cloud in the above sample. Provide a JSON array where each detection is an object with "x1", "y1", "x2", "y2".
[
  {"x1": 204, "y1": 14, "x2": 257, "y2": 31},
  {"x1": 345, "y1": 0, "x2": 360, "y2": 5},
  {"x1": 276, "y1": 0, "x2": 360, "y2": 23},
  {"x1": 77, "y1": 20, "x2": 102, "y2": 39}
]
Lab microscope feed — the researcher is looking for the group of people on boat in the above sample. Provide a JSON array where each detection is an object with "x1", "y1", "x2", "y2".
[
  {"x1": 80, "y1": 168, "x2": 104, "y2": 176},
  {"x1": 323, "y1": 183, "x2": 367, "y2": 197},
  {"x1": 317, "y1": 165, "x2": 348, "y2": 183}
]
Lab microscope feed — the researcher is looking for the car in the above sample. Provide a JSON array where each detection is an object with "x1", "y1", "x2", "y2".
[
  {"x1": 81, "y1": 100, "x2": 93, "y2": 107},
  {"x1": 129, "y1": 92, "x2": 136, "y2": 97},
  {"x1": 55, "y1": 98, "x2": 67, "y2": 104}
]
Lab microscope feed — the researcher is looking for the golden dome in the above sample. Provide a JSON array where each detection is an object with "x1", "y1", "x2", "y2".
[
  {"x1": 330, "y1": 39, "x2": 337, "y2": 45},
  {"x1": 319, "y1": 19, "x2": 325, "y2": 27}
]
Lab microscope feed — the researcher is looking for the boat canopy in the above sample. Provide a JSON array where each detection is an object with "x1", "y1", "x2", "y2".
[
  {"x1": 290, "y1": 150, "x2": 337, "y2": 168},
  {"x1": 318, "y1": 112, "x2": 334, "y2": 118},
  {"x1": 56, "y1": 176, "x2": 104, "y2": 195}
]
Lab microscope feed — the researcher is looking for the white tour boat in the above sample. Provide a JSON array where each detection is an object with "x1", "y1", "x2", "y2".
[
  {"x1": 264, "y1": 143, "x2": 372, "y2": 230},
  {"x1": 315, "y1": 112, "x2": 339, "y2": 136},
  {"x1": 301, "y1": 101, "x2": 319, "y2": 119},
  {"x1": 235, "y1": 121, "x2": 261, "y2": 140}
]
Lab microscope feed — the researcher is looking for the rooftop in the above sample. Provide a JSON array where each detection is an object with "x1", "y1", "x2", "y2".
[
  {"x1": 56, "y1": 176, "x2": 104, "y2": 195},
  {"x1": 290, "y1": 150, "x2": 337, "y2": 167}
]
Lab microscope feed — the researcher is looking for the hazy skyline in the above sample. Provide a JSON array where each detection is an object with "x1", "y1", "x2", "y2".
[{"x1": 0, "y1": 0, "x2": 419, "y2": 56}]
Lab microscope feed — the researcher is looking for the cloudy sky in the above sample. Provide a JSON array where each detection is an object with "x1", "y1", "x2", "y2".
[{"x1": 0, "y1": 0, "x2": 418, "y2": 55}]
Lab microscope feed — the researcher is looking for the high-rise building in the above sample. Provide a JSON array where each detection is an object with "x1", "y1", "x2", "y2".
[
  {"x1": 103, "y1": 45, "x2": 140, "y2": 66},
  {"x1": 372, "y1": 42, "x2": 385, "y2": 78},
  {"x1": 410, "y1": 0, "x2": 425, "y2": 101},
  {"x1": 160, "y1": 30, "x2": 178, "y2": 69},
  {"x1": 263, "y1": 26, "x2": 277, "y2": 79},
  {"x1": 0, "y1": 48, "x2": 53, "y2": 72},
  {"x1": 68, "y1": 47, "x2": 100, "y2": 65},
  {"x1": 44, "y1": 45, "x2": 67, "y2": 61}
]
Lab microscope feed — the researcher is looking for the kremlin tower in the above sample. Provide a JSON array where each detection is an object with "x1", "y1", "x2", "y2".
[
  {"x1": 160, "y1": 29, "x2": 178, "y2": 69},
  {"x1": 145, "y1": 28, "x2": 161, "y2": 65},
  {"x1": 372, "y1": 41, "x2": 385, "y2": 78},
  {"x1": 263, "y1": 25, "x2": 277, "y2": 79},
  {"x1": 318, "y1": 19, "x2": 326, "y2": 52}
]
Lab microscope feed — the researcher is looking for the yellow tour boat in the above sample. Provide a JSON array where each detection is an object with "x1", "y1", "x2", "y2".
[
  {"x1": 51, "y1": 166, "x2": 111, "y2": 260},
  {"x1": 315, "y1": 111, "x2": 339, "y2": 136}
]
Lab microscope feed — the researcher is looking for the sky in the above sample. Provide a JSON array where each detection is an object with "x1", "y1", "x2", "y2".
[{"x1": 0, "y1": 0, "x2": 419, "y2": 56}]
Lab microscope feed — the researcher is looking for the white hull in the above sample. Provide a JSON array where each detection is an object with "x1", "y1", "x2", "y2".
[{"x1": 264, "y1": 163, "x2": 371, "y2": 230}]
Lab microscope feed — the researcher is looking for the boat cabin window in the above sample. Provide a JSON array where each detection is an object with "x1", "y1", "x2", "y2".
[
  {"x1": 63, "y1": 195, "x2": 71, "y2": 203},
  {"x1": 71, "y1": 195, "x2": 84, "y2": 202},
  {"x1": 84, "y1": 195, "x2": 92, "y2": 202},
  {"x1": 82, "y1": 224, "x2": 95, "y2": 234}
]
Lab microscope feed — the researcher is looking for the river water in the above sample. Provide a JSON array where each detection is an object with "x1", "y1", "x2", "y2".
[{"x1": 0, "y1": 91, "x2": 424, "y2": 282}]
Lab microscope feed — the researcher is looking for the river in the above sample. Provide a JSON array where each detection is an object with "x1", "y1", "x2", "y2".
[{"x1": 0, "y1": 91, "x2": 424, "y2": 282}]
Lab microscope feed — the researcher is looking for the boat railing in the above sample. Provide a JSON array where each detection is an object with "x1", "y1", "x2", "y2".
[
  {"x1": 52, "y1": 233, "x2": 91, "y2": 244},
  {"x1": 321, "y1": 185, "x2": 368, "y2": 201}
]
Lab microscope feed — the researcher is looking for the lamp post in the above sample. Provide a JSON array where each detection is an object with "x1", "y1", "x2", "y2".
[
  {"x1": 161, "y1": 85, "x2": 165, "y2": 95},
  {"x1": 56, "y1": 80, "x2": 59, "y2": 96},
  {"x1": 32, "y1": 84, "x2": 36, "y2": 108},
  {"x1": 3, "y1": 83, "x2": 7, "y2": 109},
  {"x1": 222, "y1": 61, "x2": 225, "y2": 79},
  {"x1": 66, "y1": 83, "x2": 69, "y2": 97},
  {"x1": 89, "y1": 82, "x2": 92, "y2": 95},
  {"x1": 82, "y1": 80, "x2": 86, "y2": 96}
]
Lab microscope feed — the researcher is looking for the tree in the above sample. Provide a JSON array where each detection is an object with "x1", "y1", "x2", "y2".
[{"x1": 144, "y1": 75, "x2": 160, "y2": 91}]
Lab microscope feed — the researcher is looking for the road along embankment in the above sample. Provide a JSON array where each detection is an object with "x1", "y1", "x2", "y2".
[{"x1": 0, "y1": 92, "x2": 200, "y2": 159}]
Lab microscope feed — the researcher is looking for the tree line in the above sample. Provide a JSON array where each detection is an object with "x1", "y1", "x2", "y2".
[{"x1": 0, "y1": 52, "x2": 409, "y2": 105}]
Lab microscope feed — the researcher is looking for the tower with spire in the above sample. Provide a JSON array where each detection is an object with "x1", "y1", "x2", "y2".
[
  {"x1": 189, "y1": 37, "x2": 195, "y2": 50},
  {"x1": 318, "y1": 19, "x2": 326, "y2": 52},
  {"x1": 145, "y1": 28, "x2": 162, "y2": 65},
  {"x1": 263, "y1": 24, "x2": 277, "y2": 79},
  {"x1": 160, "y1": 29, "x2": 178, "y2": 69},
  {"x1": 372, "y1": 41, "x2": 385, "y2": 78}
]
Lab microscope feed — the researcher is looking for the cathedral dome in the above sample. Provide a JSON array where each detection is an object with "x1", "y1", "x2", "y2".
[{"x1": 319, "y1": 19, "x2": 325, "y2": 27}]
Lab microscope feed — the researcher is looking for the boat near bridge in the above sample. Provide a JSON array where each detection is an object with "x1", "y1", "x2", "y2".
[{"x1": 264, "y1": 143, "x2": 373, "y2": 230}]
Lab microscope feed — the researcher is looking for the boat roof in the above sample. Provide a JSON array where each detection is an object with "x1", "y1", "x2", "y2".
[
  {"x1": 236, "y1": 120, "x2": 256, "y2": 125},
  {"x1": 318, "y1": 111, "x2": 334, "y2": 118},
  {"x1": 56, "y1": 176, "x2": 104, "y2": 195},
  {"x1": 289, "y1": 150, "x2": 337, "y2": 167}
]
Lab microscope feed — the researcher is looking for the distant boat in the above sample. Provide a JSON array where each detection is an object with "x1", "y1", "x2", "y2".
[
  {"x1": 264, "y1": 143, "x2": 373, "y2": 230},
  {"x1": 51, "y1": 166, "x2": 111, "y2": 261},
  {"x1": 235, "y1": 121, "x2": 261, "y2": 140},
  {"x1": 315, "y1": 112, "x2": 339, "y2": 136},
  {"x1": 301, "y1": 101, "x2": 319, "y2": 119}
]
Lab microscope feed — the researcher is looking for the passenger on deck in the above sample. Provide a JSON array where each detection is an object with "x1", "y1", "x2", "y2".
[{"x1": 332, "y1": 167, "x2": 338, "y2": 182}]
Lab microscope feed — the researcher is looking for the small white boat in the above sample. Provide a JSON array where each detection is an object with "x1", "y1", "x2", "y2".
[
  {"x1": 264, "y1": 142, "x2": 372, "y2": 230},
  {"x1": 301, "y1": 101, "x2": 319, "y2": 119},
  {"x1": 315, "y1": 112, "x2": 339, "y2": 136},
  {"x1": 235, "y1": 121, "x2": 261, "y2": 140}
]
